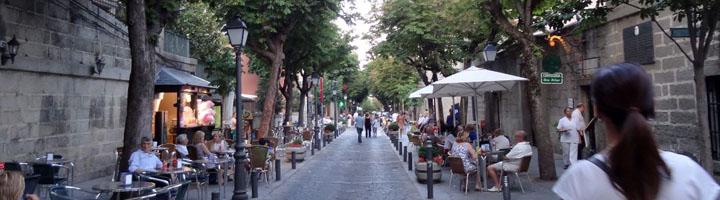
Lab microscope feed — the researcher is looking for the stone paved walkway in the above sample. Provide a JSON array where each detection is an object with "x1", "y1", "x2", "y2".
[{"x1": 260, "y1": 128, "x2": 422, "y2": 200}]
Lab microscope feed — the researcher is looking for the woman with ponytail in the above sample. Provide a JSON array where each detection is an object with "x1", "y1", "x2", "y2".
[{"x1": 553, "y1": 63, "x2": 719, "y2": 200}]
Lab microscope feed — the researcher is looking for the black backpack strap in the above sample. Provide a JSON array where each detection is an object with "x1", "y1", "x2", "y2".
[{"x1": 587, "y1": 156, "x2": 611, "y2": 176}]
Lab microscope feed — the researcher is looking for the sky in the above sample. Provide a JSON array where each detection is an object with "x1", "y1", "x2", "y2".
[{"x1": 333, "y1": 0, "x2": 382, "y2": 68}]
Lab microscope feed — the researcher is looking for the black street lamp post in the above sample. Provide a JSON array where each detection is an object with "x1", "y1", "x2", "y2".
[
  {"x1": 333, "y1": 81, "x2": 338, "y2": 138},
  {"x1": 225, "y1": 16, "x2": 249, "y2": 200},
  {"x1": 311, "y1": 73, "x2": 320, "y2": 150}
]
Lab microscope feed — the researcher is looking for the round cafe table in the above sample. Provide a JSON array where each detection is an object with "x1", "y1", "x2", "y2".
[
  {"x1": 92, "y1": 181, "x2": 155, "y2": 200},
  {"x1": 150, "y1": 167, "x2": 193, "y2": 184}
]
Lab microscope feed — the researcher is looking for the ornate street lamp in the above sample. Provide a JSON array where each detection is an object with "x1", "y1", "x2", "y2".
[
  {"x1": 482, "y1": 43, "x2": 497, "y2": 62},
  {"x1": 1, "y1": 35, "x2": 20, "y2": 65},
  {"x1": 225, "y1": 15, "x2": 249, "y2": 200},
  {"x1": 311, "y1": 73, "x2": 320, "y2": 150}
]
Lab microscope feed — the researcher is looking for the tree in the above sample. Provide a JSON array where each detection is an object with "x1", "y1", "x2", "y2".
[
  {"x1": 120, "y1": 0, "x2": 182, "y2": 175},
  {"x1": 211, "y1": 0, "x2": 346, "y2": 138},
  {"x1": 371, "y1": 0, "x2": 466, "y2": 124},
  {"x1": 366, "y1": 57, "x2": 420, "y2": 109},
  {"x1": 482, "y1": 0, "x2": 558, "y2": 180}
]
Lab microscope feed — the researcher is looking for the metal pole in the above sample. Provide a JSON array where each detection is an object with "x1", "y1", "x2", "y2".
[
  {"x1": 408, "y1": 152, "x2": 413, "y2": 171},
  {"x1": 291, "y1": 151, "x2": 296, "y2": 169},
  {"x1": 399, "y1": 142, "x2": 403, "y2": 155},
  {"x1": 403, "y1": 146, "x2": 407, "y2": 162},
  {"x1": 426, "y1": 139, "x2": 433, "y2": 199},
  {"x1": 275, "y1": 159, "x2": 281, "y2": 181},
  {"x1": 232, "y1": 48, "x2": 249, "y2": 200},
  {"x1": 251, "y1": 171, "x2": 258, "y2": 198},
  {"x1": 334, "y1": 82, "x2": 338, "y2": 138}
]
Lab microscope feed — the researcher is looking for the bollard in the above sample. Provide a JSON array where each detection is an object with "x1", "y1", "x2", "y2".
[
  {"x1": 503, "y1": 175, "x2": 511, "y2": 200},
  {"x1": 426, "y1": 139, "x2": 433, "y2": 199},
  {"x1": 318, "y1": 138, "x2": 322, "y2": 151},
  {"x1": 251, "y1": 171, "x2": 259, "y2": 198},
  {"x1": 275, "y1": 159, "x2": 281, "y2": 181},
  {"x1": 291, "y1": 152, "x2": 296, "y2": 169},
  {"x1": 323, "y1": 138, "x2": 327, "y2": 147},
  {"x1": 399, "y1": 142, "x2": 403, "y2": 155},
  {"x1": 403, "y1": 146, "x2": 407, "y2": 162},
  {"x1": 408, "y1": 152, "x2": 413, "y2": 171},
  {"x1": 211, "y1": 192, "x2": 220, "y2": 200},
  {"x1": 311, "y1": 142, "x2": 315, "y2": 155}
]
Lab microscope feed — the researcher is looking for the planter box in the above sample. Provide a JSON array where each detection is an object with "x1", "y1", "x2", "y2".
[
  {"x1": 415, "y1": 162, "x2": 442, "y2": 183},
  {"x1": 285, "y1": 146, "x2": 307, "y2": 161}
]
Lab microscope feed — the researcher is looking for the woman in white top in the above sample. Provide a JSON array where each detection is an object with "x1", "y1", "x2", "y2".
[
  {"x1": 553, "y1": 63, "x2": 719, "y2": 200},
  {"x1": 211, "y1": 132, "x2": 229, "y2": 152},
  {"x1": 372, "y1": 115, "x2": 381, "y2": 137},
  {"x1": 490, "y1": 128, "x2": 510, "y2": 152}
]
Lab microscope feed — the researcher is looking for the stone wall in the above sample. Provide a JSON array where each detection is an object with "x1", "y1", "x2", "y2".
[
  {"x1": 0, "y1": 0, "x2": 131, "y2": 182},
  {"x1": 490, "y1": 6, "x2": 720, "y2": 156}
]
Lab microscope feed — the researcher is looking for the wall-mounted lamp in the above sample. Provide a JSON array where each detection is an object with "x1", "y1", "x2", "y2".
[
  {"x1": 91, "y1": 56, "x2": 106, "y2": 74},
  {"x1": 1, "y1": 35, "x2": 20, "y2": 65}
]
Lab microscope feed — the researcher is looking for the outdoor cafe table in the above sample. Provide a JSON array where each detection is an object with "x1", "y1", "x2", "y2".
[
  {"x1": 92, "y1": 181, "x2": 155, "y2": 200},
  {"x1": 149, "y1": 167, "x2": 193, "y2": 184},
  {"x1": 191, "y1": 158, "x2": 233, "y2": 198},
  {"x1": 29, "y1": 158, "x2": 75, "y2": 185}
]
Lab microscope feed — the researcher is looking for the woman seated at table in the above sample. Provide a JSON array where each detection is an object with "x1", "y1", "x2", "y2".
[
  {"x1": 443, "y1": 128, "x2": 459, "y2": 153},
  {"x1": 210, "y1": 132, "x2": 229, "y2": 152},
  {"x1": 421, "y1": 126, "x2": 442, "y2": 147},
  {"x1": 490, "y1": 129, "x2": 510, "y2": 152},
  {"x1": 176, "y1": 134, "x2": 189, "y2": 158},
  {"x1": 450, "y1": 134, "x2": 482, "y2": 191},
  {"x1": 192, "y1": 131, "x2": 216, "y2": 166}
]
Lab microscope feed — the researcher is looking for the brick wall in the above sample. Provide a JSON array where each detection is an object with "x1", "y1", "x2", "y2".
[
  {"x1": 490, "y1": 7, "x2": 719, "y2": 156},
  {"x1": 0, "y1": 0, "x2": 131, "y2": 182}
]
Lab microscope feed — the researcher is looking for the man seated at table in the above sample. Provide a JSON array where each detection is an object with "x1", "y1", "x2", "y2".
[
  {"x1": 176, "y1": 134, "x2": 189, "y2": 158},
  {"x1": 128, "y1": 137, "x2": 170, "y2": 187},
  {"x1": 486, "y1": 130, "x2": 533, "y2": 192}
]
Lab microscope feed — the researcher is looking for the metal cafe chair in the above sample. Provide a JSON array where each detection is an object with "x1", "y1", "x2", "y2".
[
  {"x1": 48, "y1": 185, "x2": 102, "y2": 200},
  {"x1": 447, "y1": 156, "x2": 478, "y2": 195}
]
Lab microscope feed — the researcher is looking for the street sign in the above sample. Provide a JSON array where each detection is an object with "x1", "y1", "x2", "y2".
[{"x1": 541, "y1": 72, "x2": 563, "y2": 84}]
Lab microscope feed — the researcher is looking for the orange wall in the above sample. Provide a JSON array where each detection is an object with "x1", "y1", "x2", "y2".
[{"x1": 240, "y1": 53, "x2": 259, "y2": 96}]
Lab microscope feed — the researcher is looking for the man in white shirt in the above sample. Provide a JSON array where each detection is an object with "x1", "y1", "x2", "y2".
[
  {"x1": 572, "y1": 103, "x2": 586, "y2": 159},
  {"x1": 557, "y1": 107, "x2": 578, "y2": 169},
  {"x1": 487, "y1": 130, "x2": 533, "y2": 192},
  {"x1": 129, "y1": 137, "x2": 163, "y2": 173},
  {"x1": 176, "y1": 134, "x2": 189, "y2": 158}
]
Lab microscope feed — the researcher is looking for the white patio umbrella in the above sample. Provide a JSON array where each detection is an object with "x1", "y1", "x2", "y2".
[
  {"x1": 429, "y1": 66, "x2": 528, "y2": 133},
  {"x1": 408, "y1": 85, "x2": 433, "y2": 98}
]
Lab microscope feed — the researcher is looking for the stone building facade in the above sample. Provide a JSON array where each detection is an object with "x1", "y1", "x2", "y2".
[
  {"x1": 487, "y1": 5, "x2": 719, "y2": 172},
  {"x1": 0, "y1": 0, "x2": 197, "y2": 182}
]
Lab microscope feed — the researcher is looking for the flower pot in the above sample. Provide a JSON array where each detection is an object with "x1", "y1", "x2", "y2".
[
  {"x1": 285, "y1": 146, "x2": 307, "y2": 161},
  {"x1": 415, "y1": 161, "x2": 442, "y2": 183}
]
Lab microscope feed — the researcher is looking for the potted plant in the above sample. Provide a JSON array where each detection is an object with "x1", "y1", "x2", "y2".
[
  {"x1": 285, "y1": 138, "x2": 307, "y2": 161},
  {"x1": 415, "y1": 145, "x2": 442, "y2": 183},
  {"x1": 388, "y1": 122, "x2": 399, "y2": 140},
  {"x1": 324, "y1": 124, "x2": 337, "y2": 141}
]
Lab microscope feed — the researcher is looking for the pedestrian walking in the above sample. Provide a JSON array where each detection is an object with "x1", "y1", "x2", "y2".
[
  {"x1": 372, "y1": 114, "x2": 380, "y2": 137},
  {"x1": 364, "y1": 113, "x2": 372, "y2": 138},
  {"x1": 557, "y1": 107, "x2": 578, "y2": 169},
  {"x1": 397, "y1": 112, "x2": 406, "y2": 139},
  {"x1": 354, "y1": 113, "x2": 364, "y2": 143},
  {"x1": 553, "y1": 63, "x2": 720, "y2": 200},
  {"x1": 572, "y1": 103, "x2": 587, "y2": 159}
]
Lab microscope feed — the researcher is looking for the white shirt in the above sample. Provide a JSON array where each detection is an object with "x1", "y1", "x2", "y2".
[
  {"x1": 553, "y1": 151, "x2": 720, "y2": 200},
  {"x1": 504, "y1": 141, "x2": 533, "y2": 166},
  {"x1": 177, "y1": 144, "x2": 189, "y2": 157},
  {"x1": 572, "y1": 109, "x2": 585, "y2": 131},
  {"x1": 491, "y1": 135, "x2": 510, "y2": 152},
  {"x1": 392, "y1": 113, "x2": 398, "y2": 122},
  {"x1": 211, "y1": 141, "x2": 229, "y2": 152},
  {"x1": 128, "y1": 150, "x2": 163, "y2": 172},
  {"x1": 444, "y1": 135, "x2": 456, "y2": 150},
  {"x1": 557, "y1": 117, "x2": 578, "y2": 143}
]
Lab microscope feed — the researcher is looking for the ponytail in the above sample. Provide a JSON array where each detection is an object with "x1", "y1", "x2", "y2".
[{"x1": 608, "y1": 109, "x2": 671, "y2": 200}]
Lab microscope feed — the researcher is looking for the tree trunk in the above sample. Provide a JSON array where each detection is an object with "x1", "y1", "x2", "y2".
[
  {"x1": 258, "y1": 48, "x2": 284, "y2": 138},
  {"x1": 120, "y1": 0, "x2": 155, "y2": 174},
  {"x1": 297, "y1": 90, "x2": 307, "y2": 127},
  {"x1": 693, "y1": 63, "x2": 713, "y2": 171},
  {"x1": 282, "y1": 71, "x2": 294, "y2": 124},
  {"x1": 520, "y1": 48, "x2": 557, "y2": 180}
]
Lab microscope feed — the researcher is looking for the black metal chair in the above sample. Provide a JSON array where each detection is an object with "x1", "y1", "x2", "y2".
[
  {"x1": 48, "y1": 185, "x2": 101, "y2": 200},
  {"x1": 5, "y1": 162, "x2": 23, "y2": 172},
  {"x1": 32, "y1": 163, "x2": 67, "y2": 198},
  {"x1": 24, "y1": 174, "x2": 40, "y2": 198}
]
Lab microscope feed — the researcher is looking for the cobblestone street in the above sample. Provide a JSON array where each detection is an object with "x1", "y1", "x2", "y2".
[{"x1": 260, "y1": 129, "x2": 422, "y2": 200}]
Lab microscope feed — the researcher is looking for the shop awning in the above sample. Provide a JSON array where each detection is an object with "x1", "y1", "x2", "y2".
[{"x1": 155, "y1": 66, "x2": 218, "y2": 92}]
